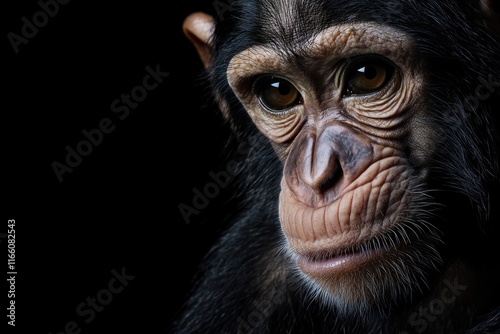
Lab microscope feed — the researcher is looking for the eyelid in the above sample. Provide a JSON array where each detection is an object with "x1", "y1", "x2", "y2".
[{"x1": 345, "y1": 54, "x2": 396, "y2": 70}]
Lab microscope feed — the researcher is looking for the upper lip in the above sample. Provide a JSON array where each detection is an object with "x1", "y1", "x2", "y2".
[{"x1": 293, "y1": 222, "x2": 420, "y2": 264}]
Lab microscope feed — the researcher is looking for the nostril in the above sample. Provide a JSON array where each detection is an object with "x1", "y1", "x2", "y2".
[
  {"x1": 318, "y1": 160, "x2": 343, "y2": 193},
  {"x1": 284, "y1": 123, "x2": 374, "y2": 207}
]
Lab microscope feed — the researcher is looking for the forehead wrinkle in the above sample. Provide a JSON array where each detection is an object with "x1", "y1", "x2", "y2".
[
  {"x1": 228, "y1": 23, "x2": 414, "y2": 79},
  {"x1": 309, "y1": 23, "x2": 413, "y2": 60},
  {"x1": 228, "y1": 45, "x2": 290, "y2": 80},
  {"x1": 258, "y1": 0, "x2": 326, "y2": 48}
]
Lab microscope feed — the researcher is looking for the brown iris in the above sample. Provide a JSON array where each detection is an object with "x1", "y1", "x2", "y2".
[
  {"x1": 344, "y1": 59, "x2": 394, "y2": 96},
  {"x1": 257, "y1": 76, "x2": 301, "y2": 112}
]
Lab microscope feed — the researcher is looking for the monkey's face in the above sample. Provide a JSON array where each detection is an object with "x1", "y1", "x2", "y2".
[{"x1": 227, "y1": 23, "x2": 441, "y2": 307}]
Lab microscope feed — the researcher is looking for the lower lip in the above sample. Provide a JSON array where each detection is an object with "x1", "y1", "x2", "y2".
[{"x1": 297, "y1": 249, "x2": 381, "y2": 276}]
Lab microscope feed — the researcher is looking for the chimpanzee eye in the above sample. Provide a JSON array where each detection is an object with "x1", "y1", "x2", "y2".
[
  {"x1": 344, "y1": 57, "x2": 395, "y2": 96},
  {"x1": 256, "y1": 76, "x2": 302, "y2": 112}
]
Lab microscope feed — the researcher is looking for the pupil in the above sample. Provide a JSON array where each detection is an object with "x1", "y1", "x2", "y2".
[
  {"x1": 363, "y1": 66, "x2": 378, "y2": 80},
  {"x1": 276, "y1": 81, "x2": 291, "y2": 95}
]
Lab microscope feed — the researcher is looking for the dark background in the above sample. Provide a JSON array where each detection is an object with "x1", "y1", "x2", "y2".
[{"x1": 4, "y1": 1, "x2": 231, "y2": 333}]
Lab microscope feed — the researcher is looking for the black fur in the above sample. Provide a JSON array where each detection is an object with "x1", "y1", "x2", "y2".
[{"x1": 171, "y1": 1, "x2": 500, "y2": 333}]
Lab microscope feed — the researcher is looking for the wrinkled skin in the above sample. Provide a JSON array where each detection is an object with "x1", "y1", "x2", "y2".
[{"x1": 172, "y1": 1, "x2": 500, "y2": 333}]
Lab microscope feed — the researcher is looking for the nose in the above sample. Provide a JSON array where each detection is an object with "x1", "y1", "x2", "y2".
[{"x1": 284, "y1": 122, "x2": 373, "y2": 207}]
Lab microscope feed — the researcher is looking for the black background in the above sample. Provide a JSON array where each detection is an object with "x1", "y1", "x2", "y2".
[{"x1": 4, "y1": 1, "x2": 230, "y2": 333}]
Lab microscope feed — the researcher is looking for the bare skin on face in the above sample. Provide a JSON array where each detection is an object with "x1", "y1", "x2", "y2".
[
  {"x1": 175, "y1": 2, "x2": 500, "y2": 332},
  {"x1": 227, "y1": 23, "x2": 433, "y2": 297}
]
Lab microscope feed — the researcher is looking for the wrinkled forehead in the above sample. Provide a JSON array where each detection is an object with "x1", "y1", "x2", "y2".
[
  {"x1": 246, "y1": 0, "x2": 403, "y2": 47},
  {"x1": 249, "y1": 0, "x2": 334, "y2": 46},
  {"x1": 227, "y1": 22, "x2": 415, "y2": 82}
]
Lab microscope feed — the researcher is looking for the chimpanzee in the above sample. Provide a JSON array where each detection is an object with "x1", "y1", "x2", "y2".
[{"x1": 173, "y1": 1, "x2": 500, "y2": 333}]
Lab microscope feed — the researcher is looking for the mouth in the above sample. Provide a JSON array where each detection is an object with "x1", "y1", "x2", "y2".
[
  {"x1": 294, "y1": 224, "x2": 419, "y2": 277},
  {"x1": 296, "y1": 243, "x2": 386, "y2": 276}
]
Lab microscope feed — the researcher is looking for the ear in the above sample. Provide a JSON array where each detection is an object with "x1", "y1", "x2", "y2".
[
  {"x1": 480, "y1": 0, "x2": 500, "y2": 35},
  {"x1": 183, "y1": 12, "x2": 216, "y2": 69}
]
